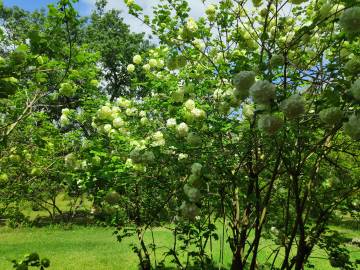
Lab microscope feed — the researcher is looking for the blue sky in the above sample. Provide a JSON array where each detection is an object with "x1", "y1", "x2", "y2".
[
  {"x1": 2, "y1": 0, "x2": 219, "y2": 35},
  {"x1": 3, "y1": 0, "x2": 88, "y2": 15}
]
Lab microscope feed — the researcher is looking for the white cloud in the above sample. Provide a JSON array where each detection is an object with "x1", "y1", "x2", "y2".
[{"x1": 80, "y1": 0, "x2": 220, "y2": 36}]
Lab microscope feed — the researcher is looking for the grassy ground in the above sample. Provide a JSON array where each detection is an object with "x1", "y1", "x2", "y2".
[
  {"x1": 1, "y1": 195, "x2": 358, "y2": 269},
  {"x1": 0, "y1": 225, "x2": 359, "y2": 270}
]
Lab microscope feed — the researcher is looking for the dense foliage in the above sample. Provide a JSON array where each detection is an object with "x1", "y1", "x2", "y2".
[{"x1": 0, "y1": 0, "x2": 359, "y2": 269}]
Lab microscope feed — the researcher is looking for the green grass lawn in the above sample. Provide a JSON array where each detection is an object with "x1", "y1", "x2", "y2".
[{"x1": 0, "y1": 225, "x2": 359, "y2": 270}]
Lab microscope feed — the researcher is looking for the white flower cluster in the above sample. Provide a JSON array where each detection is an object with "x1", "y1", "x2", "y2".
[
  {"x1": 344, "y1": 115, "x2": 360, "y2": 140},
  {"x1": 133, "y1": 54, "x2": 142, "y2": 64},
  {"x1": 151, "y1": 131, "x2": 165, "y2": 146},
  {"x1": 280, "y1": 95, "x2": 305, "y2": 119},
  {"x1": 350, "y1": 78, "x2": 360, "y2": 100},
  {"x1": 258, "y1": 114, "x2": 283, "y2": 134},
  {"x1": 243, "y1": 104, "x2": 255, "y2": 119},
  {"x1": 319, "y1": 107, "x2": 343, "y2": 126},
  {"x1": 130, "y1": 148, "x2": 155, "y2": 164},
  {"x1": 60, "y1": 108, "x2": 71, "y2": 127},
  {"x1": 117, "y1": 97, "x2": 131, "y2": 108},
  {"x1": 249, "y1": 80, "x2": 276, "y2": 104},
  {"x1": 183, "y1": 99, "x2": 206, "y2": 120},
  {"x1": 186, "y1": 18, "x2": 198, "y2": 32},
  {"x1": 180, "y1": 162, "x2": 203, "y2": 220},
  {"x1": 339, "y1": 7, "x2": 360, "y2": 34},
  {"x1": 178, "y1": 153, "x2": 188, "y2": 160},
  {"x1": 166, "y1": 118, "x2": 177, "y2": 128},
  {"x1": 233, "y1": 71, "x2": 256, "y2": 100},
  {"x1": 177, "y1": 122, "x2": 189, "y2": 137}
]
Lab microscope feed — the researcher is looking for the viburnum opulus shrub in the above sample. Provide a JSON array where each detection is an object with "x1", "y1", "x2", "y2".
[{"x1": 77, "y1": 0, "x2": 360, "y2": 269}]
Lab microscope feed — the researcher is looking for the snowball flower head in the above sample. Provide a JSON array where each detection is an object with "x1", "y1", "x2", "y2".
[
  {"x1": 191, "y1": 108, "x2": 206, "y2": 119},
  {"x1": 185, "y1": 186, "x2": 201, "y2": 202},
  {"x1": 280, "y1": 95, "x2": 305, "y2": 119},
  {"x1": 319, "y1": 107, "x2": 343, "y2": 126},
  {"x1": 205, "y1": 4, "x2": 216, "y2": 15},
  {"x1": 60, "y1": 115, "x2": 70, "y2": 127},
  {"x1": 350, "y1": 78, "x2": 360, "y2": 100},
  {"x1": 116, "y1": 97, "x2": 131, "y2": 108},
  {"x1": 344, "y1": 57, "x2": 360, "y2": 75},
  {"x1": 270, "y1": 54, "x2": 285, "y2": 67},
  {"x1": 186, "y1": 18, "x2": 198, "y2": 32},
  {"x1": 143, "y1": 151, "x2": 155, "y2": 163},
  {"x1": 62, "y1": 108, "x2": 70, "y2": 116},
  {"x1": 98, "y1": 105, "x2": 113, "y2": 120},
  {"x1": 151, "y1": 131, "x2": 165, "y2": 146},
  {"x1": 184, "y1": 99, "x2": 196, "y2": 110},
  {"x1": 166, "y1": 118, "x2": 177, "y2": 128},
  {"x1": 249, "y1": 80, "x2": 276, "y2": 104},
  {"x1": 127, "y1": 64, "x2": 135, "y2": 73},
  {"x1": 112, "y1": 117, "x2": 124, "y2": 128},
  {"x1": 125, "y1": 107, "x2": 138, "y2": 116},
  {"x1": 191, "y1": 162, "x2": 203, "y2": 176},
  {"x1": 133, "y1": 54, "x2": 142, "y2": 64},
  {"x1": 258, "y1": 114, "x2": 283, "y2": 134},
  {"x1": 213, "y1": 89, "x2": 223, "y2": 100},
  {"x1": 243, "y1": 104, "x2": 255, "y2": 119},
  {"x1": 178, "y1": 153, "x2": 188, "y2": 160},
  {"x1": 177, "y1": 122, "x2": 189, "y2": 137},
  {"x1": 343, "y1": 114, "x2": 360, "y2": 140},
  {"x1": 339, "y1": 7, "x2": 360, "y2": 34},
  {"x1": 140, "y1": 117, "x2": 148, "y2": 125},
  {"x1": 149, "y1": 58, "x2": 157, "y2": 67},
  {"x1": 180, "y1": 201, "x2": 200, "y2": 220},
  {"x1": 103, "y1": 124, "x2": 112, "y2": 133},
  {"x1": 233, "y1": 71, "x2": 256, "y2": 99},
  {"x1": 143, "y1": 64, "x2": 151, "y2": 71}
]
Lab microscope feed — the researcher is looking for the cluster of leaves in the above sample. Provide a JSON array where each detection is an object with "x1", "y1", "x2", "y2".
[{"x1": 11, "y1": 252, "x2": 50, "y2": 270}]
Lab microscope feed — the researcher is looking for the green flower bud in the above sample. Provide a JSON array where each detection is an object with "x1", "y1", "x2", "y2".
[
  {"x1": 344, "y1": 57, "x2": 360, "y2": 75},
  {"x1": 343, "y1": 114, "x2": 360, "y2": 140},
  {"x1": 104, "y1": 191, "x2": 121, "y2": 205},
  {"x1": 319, "y1": 107, "x2": 343, "y2": 126},
  {"x1": 339, "y1": 7, "x2": 360, "y2": 34},
  {"x1": 180, "y1": 201, "x2": 200, "y2": 219},
  {"x1": 270, "y1": 54, "x2": 285, "y2": 67},
  {"x1": 184, "y1": 186, "x2": 201, "y2": 202},
  {"x1": 350, "y1": 78, "x2": 360, "y2": 100},
  {"x1": 171, "y1": 90, "x2": 184, "y2": 103},
  {"x1": 143, "y1": 151, "x2": 155, "y2": 163},
  {"x1": 186, "y1": 132, "x2": 202, "y2": 146},
  {"x1": 59, "y1": 82, "x2": 76, "y2": 97}
]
